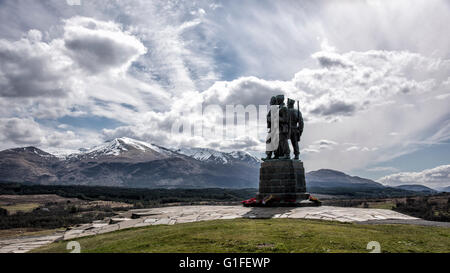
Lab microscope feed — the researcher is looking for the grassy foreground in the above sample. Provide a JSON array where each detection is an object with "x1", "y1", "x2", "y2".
[{"x1": 34, "y1": 219, "x2": 450, "y2": 253}]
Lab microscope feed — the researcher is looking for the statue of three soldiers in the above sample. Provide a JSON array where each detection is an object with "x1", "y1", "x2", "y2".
[{"x1": 264, "y1": 95, "x2": 304, "y2": 161}]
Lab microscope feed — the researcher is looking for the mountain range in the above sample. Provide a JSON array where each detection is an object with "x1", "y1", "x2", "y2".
[
  {"x1": 0, "y1": 137, "x2": 439, "y2": 196},
  {"x1": 0, "y1": 138, "x2": 260, "y2": 189}
]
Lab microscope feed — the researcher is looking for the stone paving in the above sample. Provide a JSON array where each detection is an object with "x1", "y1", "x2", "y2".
[
  {"x1": 0, "y1": 234, "x2": 64, "y2": 253},
  {"x1": 0, "y1": 205, "x2": 436, "y2": 253}
]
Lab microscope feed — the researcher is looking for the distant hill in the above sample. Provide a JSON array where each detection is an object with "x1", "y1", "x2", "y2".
[
  {"x1": 395, "y1": 185, "x2": 437, "y2": 194},
  {"x1": 305, "y1": 169, "x2": 420, "y2": 198},
  {"x1": 0, "y1": 147, "x2": 60, "y2": 184},
  {"x1": 438, "y1": 186, "x2": 450, "y2": 193},
  {"x1": 306, "y1": 169, "x2": 383, "y2": 189}
]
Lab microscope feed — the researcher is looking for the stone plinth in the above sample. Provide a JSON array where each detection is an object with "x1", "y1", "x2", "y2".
[{"x1": 257, "y1": 160, "x2": 310, "y2": 204}]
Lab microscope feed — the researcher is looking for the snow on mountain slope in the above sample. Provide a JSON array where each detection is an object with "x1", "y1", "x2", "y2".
[
  {"x1": 41, "y1": 137, "x2": 260, "y2": 166},
  {"x1": 87, "y1": 137, "x2": 171, "y2": 156},
  {"x1": 229, "y1": 151, "x2": 261, "y2": 164},
  {"x1": 175, "y1": 147, "x2": 261, "y2": 165},
  {"x1": 68, "y1": 137, "x2": 175, "y2": 161},
  {"x1": 175, "y1": 148, "x2": 229, "y2": 163}
]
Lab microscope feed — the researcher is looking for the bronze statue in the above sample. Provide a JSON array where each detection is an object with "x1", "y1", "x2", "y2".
[
  {"x1": 275, "y1": 95, "x2": 290, "y2": 159},
  {"x1": 287, "y1": 99, "x2": 304, "y2": 160},
  {"x1": 263, "y1": 95, "x2": 304, "y2": 161}
]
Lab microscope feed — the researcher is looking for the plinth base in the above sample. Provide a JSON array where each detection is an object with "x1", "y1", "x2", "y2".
[
  {"x1": 244, "y1": 200, "x2": 321, "y2": 208},
  {"x1": 243, "y1": 159, "x2": 322, "y2": 207}
]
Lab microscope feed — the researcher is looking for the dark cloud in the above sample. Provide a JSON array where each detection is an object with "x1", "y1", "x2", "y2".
[
  {"x1": 0, "y1": 34, "x2": 67, "y2": 98},
  {"x1": 203, "y1": 77, "x2": 286, "y2": 106},
  {"x1": 65, "y1": 34, "x2": 143, "y2": 74},
  {"x1": 63, "y1": 17, "x2": 147, "y2": 74},
  {"x1": 310, "y1": 101, "x2": 356, "y2": 116},
  {"x1": 313, "y1": 51, "x2": 353, "y2": 69}
]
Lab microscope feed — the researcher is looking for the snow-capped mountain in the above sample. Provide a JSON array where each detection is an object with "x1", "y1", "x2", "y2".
[
  {"x1": 66, "y1": 138, "x2": 261, "y2": 165},
  {"x1": 175, "y1": 147, "x2": 261, "y2": 166},
  {"x1": 68, "y1": 137, "x2": 176, "y2": 162}
]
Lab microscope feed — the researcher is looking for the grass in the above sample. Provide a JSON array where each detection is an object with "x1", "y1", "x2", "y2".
[
  {"x1": 34, "y1": 219, "x2": 450, "y2": 253},
  {"x1": 365, "y1": 202, "x2": 396, "y2": 210},
  {"x1": 1, "y1": 203, "x2": 40, "y2": 214}
]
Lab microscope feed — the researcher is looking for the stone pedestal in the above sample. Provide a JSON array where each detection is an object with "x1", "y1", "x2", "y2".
[{"x1": 257, "y1": 160, "x2": 310, "y2": 205}]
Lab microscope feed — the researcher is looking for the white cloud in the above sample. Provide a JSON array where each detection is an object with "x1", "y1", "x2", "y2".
[
  {"x1": 366, "y1": 167, "x2": 400, "y2": 173},
  {"x1": 0, "y1": 118, "x2": 43, "y2": 145},
  {"x1": 379, "y1": 165, "x2": 450, "y2": 189},
  {"x1": 0, "y1": 117, "x2": 102, "y2": 151}
]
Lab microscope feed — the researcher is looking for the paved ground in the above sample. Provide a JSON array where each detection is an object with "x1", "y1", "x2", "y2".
[
  {"x1": 0, "y1": 234, "x2": 64, "y2": 253},
  {"x1": 0, "y1": 205, "x2": 447, "y2": 253}
]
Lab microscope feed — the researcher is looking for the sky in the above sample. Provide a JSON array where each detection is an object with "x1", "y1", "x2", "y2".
[{"x1": 0, "y1": 0, "x2": 449, "y2": 189}]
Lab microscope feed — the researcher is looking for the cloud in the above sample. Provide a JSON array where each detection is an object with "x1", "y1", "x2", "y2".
[
  {"x1": 366, "y1": 167, "x2": 400, "y2": 173},
  {"x1": 202, "y1": 76, "x2": 291, "y2": 106},
  {"x1": 63, "y1": 16, "x2": 147, "y2": 74},
  {"x1": 301, "y1": 139, "x2": 338, "y2": 155},
  {"x1": 378, "y1": 165, "x2": 450, "y2": 189},
  {"x1": 312, "y1": 51, "x2": 354, "y2": 69},
  {"x1": 0, "y1": 117, "x2": 103, "y2": 151},
  {"x1": 0, "y1": 30, "x2": 71, "y2": 98},
  {"x1": 310, "y1": 100, "x2": 356, "y2": 117},
  {"x1": 0, "y1": 118, "x2": 43, "y2": 145}
]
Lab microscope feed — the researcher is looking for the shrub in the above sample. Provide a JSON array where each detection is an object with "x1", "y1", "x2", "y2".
[{"x1": 0, "y1": 208, "x2": 8, "y2": 216}]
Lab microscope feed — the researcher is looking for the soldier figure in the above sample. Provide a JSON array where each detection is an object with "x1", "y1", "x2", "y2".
[
  {"x1": 275, "y1": 95, "x2": 290, "y2": 159},
  {"x1": 287, "y1": 98, "x2": 304, "y2": 160},
  {"x1": 263, "y1": 96, "x2": 278, "y2": 161}
]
